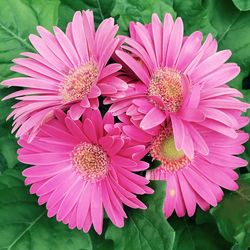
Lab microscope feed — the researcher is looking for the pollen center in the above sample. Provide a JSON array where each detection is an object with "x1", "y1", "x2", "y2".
[
  {"x1": 148, "y1": 68, "x2": 183, "y2": 112},
  {"x1": 60, "y1": 61, "x2": 99, "y2": 103},
  {"x1": 150, "y1": 128, "x2": 190, "y2": 172},
  {"x1": 72, "y1": 142, "x2": 108, "y2": 181}
]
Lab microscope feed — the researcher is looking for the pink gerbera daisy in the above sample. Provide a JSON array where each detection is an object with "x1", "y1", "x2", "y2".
[
  {"x1": 107, "y1": 13, "x2": 249, "y2": 158},
  {"x1": 2, "y1": 10, "x2": 127, "y2": 140},
  {"x1": 121, "y1": 117, "x2": 249, "y2": 217},
  {"x1": 17, "y1": 109, "x2": 152, "y2": 234}
]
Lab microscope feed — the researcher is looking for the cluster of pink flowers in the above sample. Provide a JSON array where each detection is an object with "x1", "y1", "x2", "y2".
[{"x1": 2, "y1": 10, "x2": 249, "y2": 234}]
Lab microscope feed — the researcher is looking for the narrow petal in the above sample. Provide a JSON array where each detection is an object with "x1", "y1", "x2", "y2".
[
  {"x1": 72, "y1": 11, "x2": 89, "y2": 62},
  {"x1": 91, "y1": 182, "x2": 103, "y2": 235},
  {"x1": 116, "y1": 50, "x2": 150, "y2": 84},
  {"x1": 164, "y1": 176, "x2": 177, "y2": 218},
  {"x1": 140, "y1": 107, "x2": 165, "y2": 130},
  {"x1": 165, "y1": 17, "x2": 183, "y2": 68}
]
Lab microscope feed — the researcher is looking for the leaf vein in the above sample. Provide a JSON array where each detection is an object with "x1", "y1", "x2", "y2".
[
  {"x1": 95, "y1": 0, "x2": 105, "y2": 20},
  {"x1": 0, "y1": 22, "x2": 34, "y2": 52},
  {"x1": 217, "y1": 12, "x2": 242, "y2": 44},
  {"x1": 6, "y1": 211, "x2": 46, "y2": 250}
]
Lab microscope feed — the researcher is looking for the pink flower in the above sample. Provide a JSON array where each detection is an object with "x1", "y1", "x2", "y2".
[
  {"x1": 18, "y1": 109, "x2": 152, "y2": 234},
  {"x1": 107, "y1": 13, "x2": 249, "y2": 159},
  {"x1": 2, "y1": 10, "x2": 127, "y2": 140},
  {"x1": 122, "y1": 119, "x2": 249, "y2": 217}
]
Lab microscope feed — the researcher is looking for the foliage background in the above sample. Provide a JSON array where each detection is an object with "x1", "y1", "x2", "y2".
[{"x1": 0, "y1": 0, "x2": 250, "y2": 249}]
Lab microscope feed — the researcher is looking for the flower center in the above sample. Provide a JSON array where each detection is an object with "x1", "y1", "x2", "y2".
[
  {"x1": 148, "y1": 68, "x2": 183, "y2": 112},
  {"x1": 150, "y1": 128, "x2": 190, "y2": 172},
  {"x1": 72, "y1": 142, "x2": 108, "y2": 181},
  {"x1": 60, "y1": 61, "x2": 99, "y2": 103}
]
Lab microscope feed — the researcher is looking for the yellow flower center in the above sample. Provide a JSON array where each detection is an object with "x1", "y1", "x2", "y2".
[
  {"x1": 160, "y1": 135, "x2": 185, "y2": 161},
  {"x1": 72, "y1": 142, "x2": 108, "y2": 181},
  {"x1": 148, "y1": 68, "x2": 183, "y2": 112},
  {"x1": 150, "y1": 128, "x2": 190, "y2": 172},
  {"x1": 60, "y1": 61, "x2": 99, "y2": 103}
]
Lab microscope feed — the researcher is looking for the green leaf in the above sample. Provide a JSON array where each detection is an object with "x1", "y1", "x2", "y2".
[
  {"x1": 0, "y1": 169, "x2": 94, "y2": 250},
  {"x1": 0, "y1": 0, "x2": 60, "y2": 82},
  {"x1": 0, "y1": 154, "x2": 8, "y2": 175},
  {"x1": 211, "y1": 174, "x2": 250, "y2": 248},
  {"x1": 232, "y1": 0, "x2": 250, "y2": 11},
  {"x1": 58, "y1": 0, "x2": 116, "y2": 31},
  {"x1": 0, "y1": 88, "x2": 17, "y2": 123},
  {"x1": 195, "y1": 207, "x2": 215, "y2": 225},
  {"x1": 112, "y1": 0, "x2": 176, "y2": 35},
  {"x1": 0, "y1": 125, "x2": 18, "y2": 171},
  {"x1": 149, "y1": 160, "x2": 162, "y2": 170},
  {"x1": 58, "y1": 4, "x2": 75, "y2": 31},
  {"x1": 228, "y1": 68, "x2": 249, "y2": 97},
  {"x1": 241, "y1": 109, "x2": 250, "y2": 172},
  {"x1": 173, "y1": 0, "x2": 217, "y2": 36},
  {"x1": 231, "y1": 243, "x2": 248, "y2": 250},
  {"x1": 90, "y1": 226, "x2": 114, "y2": 250},
  {"x1": 105, "y1": 181, "x2": 175, "y2": 250},
  {"x1": 205, "y1": 0, "x2": 250, "y2": 155},
  {"x1": 24, "y1": 0, "x2": 60, "y2": 29},
  {"x1": 205, "y1": 0, "x2": 250, "y2": 74},
  {"x1": 0, "y1": 88, "x2": 18, "y2": 172},
  {"x1": 169, "y1": 215, "x2": 231, "y2": 250},
  {"x1": 0, "y1": 88, "x2": 18, "y2": 171},
  {"x1": 112, "y1": 0, "x2": 216, "y2": 36},
  {"x1": 176, "y1": 218, "x2": 231, "y2": 250}
]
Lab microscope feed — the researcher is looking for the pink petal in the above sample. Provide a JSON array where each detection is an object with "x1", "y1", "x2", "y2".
[
  {"x1": 123, "y1": 125, "x2": 152, "y2": 143},
  {"x1": 3, "y1": 77, "x2": 58, "y2": 90},
  {"x1": 53, "y1": 26, "x2": 80, "y2": 68},
  {"x1": 46, "y1": 171, "x2": 76, "y2": 209},
  {"x1": 179, "y1": 108, "x2": 205, "y2": 122},
  {"x1": 164, "y1": 176, "x2": 177, "y2": 218},
  {"x1": 99, "y1": 63, "x2": 122, "y2": 80},
  {"x1": 151, "y1": 14, "x2": 163, "y2": 66},
  {"x1": 171, "y1": 115, "x2": 185, "y2": 151},
  {"x1": 134, "y1": 23, "x2": 158, "y2": 68},
  {"x1": 19, "y1": 152, "x2": 70, "y2": 165},
  {"x1": 83, "y1": 118, "x2": 98, "y2": 143},
  {"x1": 68, "y1": 103, "x2": 85, "y2": 120},
  {"x1": 72, "y1": 11, "x2": 89, "y2": 62},
  {"x1": 56, "y1": 176, "x2": 82, "y2": 221},
  {"x1": 102, "y1": 181, "x2": 124, "y2": 227},
  {"x1": 174, "y1": 175, "x2": 186, "y2": 217},
  {"x1": 162, "y1": 13, "x2": 174, "y2": 66},
  {"x1": 91, "y1": 182, "x2": 103, "y2": 235},
  {"x1": 140, "y1": 107, "x2": 165, "y2": 130},
  {"x1": 187, "y1": 124, "x2": 209, "y2": 155},
  {"x1": 125, "y1": 37, "x2": 154, "y2": 71},
  {"x1": 201, "y1": 63, "x2": 240, "y2": 88},
  {"x1": 193, "y1": 159, "x2": 238, "y2": 191},
  {"x1": 200, "y1": 119, "x2": 238, "y2": 138},
  {"x1": 116, "y1": 50, "x2": 150, "y2": 84},
  {"x1": 191, "y1": 50, "x2": 232, "y2": 81},
  {"x1": 177, "y1": 171, "x2": 197, "y2": 217},
  {"x1": 98, "y1": 83, "x2": 117, "y2": 95},
  {"x1": 165, "y1": 17, "x2": 183, "y2": 68},
  {"x1": 36, "y1": 170, "x2": 72, "y2": 196},
  {"x1": 76, "y1": 183, "x2": 92, "y2": 229},
  {"x1": 36, "y1": 27, "x2": 72, "y2": 70},
  {"x1": 176, "y1": 31, "x2": 202, "y2": 71},
  {"x1": 30, "y1": 30, "x2": 68, "y2": 71},
  {"x1": 182, "y1": 167, "x2": 217, "y2": 206}
]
